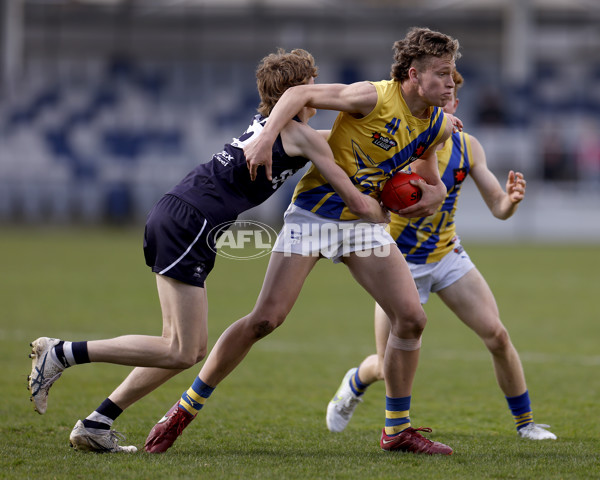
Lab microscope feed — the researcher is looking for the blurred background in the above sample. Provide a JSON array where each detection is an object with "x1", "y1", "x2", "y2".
[{"x1": 1, "y1": 0, "x2": 599, "y2": 242}]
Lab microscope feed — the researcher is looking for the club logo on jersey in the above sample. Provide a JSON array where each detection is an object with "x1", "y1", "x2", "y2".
[
  {"x1": 371, "y1": 132, "x2": 397, "y2": 151},
  {"x1": 406, "y1": 142, "x2": 428, "y2": 163},
  {"x1": 208, "y1": 220, "x2": 278, "y2": 260},
  {"x1": 350, "y1": 141, "x2": 388, "y2": 194},
  {"x1": 453, "y1": 168, "x2": 467, "y2": 184},
  {"x1": 214, "y1": 151, "x2": 234, "y2": 167}
]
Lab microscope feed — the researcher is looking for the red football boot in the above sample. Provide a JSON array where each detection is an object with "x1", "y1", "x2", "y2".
[
  {"x1": 144, "y1": 401, "x2": 196, "y2": 453},
  {"x1": 380, "y1": 427, "x2": 453, "y2": 455}
]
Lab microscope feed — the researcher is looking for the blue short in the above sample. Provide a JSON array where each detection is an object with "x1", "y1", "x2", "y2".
[{"x1": 144, "y1": 194, "x2": 216, "y2": 288}]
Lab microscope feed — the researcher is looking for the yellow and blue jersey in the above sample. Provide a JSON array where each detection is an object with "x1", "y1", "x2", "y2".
[
  {"x1": 389, "y1": 131, "x2": 473, "y2": 264},
  {"x1": 292, "y1": 80, "x2": 448, "y2": 220}
]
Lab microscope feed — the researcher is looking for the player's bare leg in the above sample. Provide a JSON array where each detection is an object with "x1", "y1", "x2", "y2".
[
  {"x1": 437, "y1": 268, "x2": 556, "y2": 440},
  {"x1": 342, "y1": 248, "x2": 452, "y2": 454},
  {"x1": 199, "y1": 252, "x2": 319, "y2": 386},
  {"x1": 352, "y1": 303, "x2": 389, "y2": 384},
  {"x1": 437, "y1": 268, "x2": 526, "y2": 395},
  {"x1": 107, "y1": 275, "x2": 209, "y2": 409},
  {"x1": 70, "y1": 275, "x2": 209, "y2": 453},
  {"x1": 29, "y1": 275, "x2": 208, "y2": 417},
  {"x1": 86, "y1": 275, "x2": 209, "y2": 369},
  {"x1": 145, "y1": 252, "x2": 319, "y2": 453}
]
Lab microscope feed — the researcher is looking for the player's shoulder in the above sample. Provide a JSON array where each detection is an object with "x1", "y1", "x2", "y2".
[{"x1": 461, "y1": 130, "x2": 483, "y2": 152}]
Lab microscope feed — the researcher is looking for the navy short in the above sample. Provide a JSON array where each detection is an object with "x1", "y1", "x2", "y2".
[{"x1": 144, "y1": 194, "x2": 217, "y2": 288}]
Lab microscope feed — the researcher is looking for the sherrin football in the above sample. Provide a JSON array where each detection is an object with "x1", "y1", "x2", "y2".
[{"x1": 380, "y1": 171, "x2": 423, "y2": 212}]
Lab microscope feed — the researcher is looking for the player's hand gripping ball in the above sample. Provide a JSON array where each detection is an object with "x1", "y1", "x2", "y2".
[{"x1": 380, "y1": 171, "x2": 423, "y2": 212}]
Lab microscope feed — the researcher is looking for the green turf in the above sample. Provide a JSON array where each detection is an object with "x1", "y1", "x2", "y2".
[{"x1": 1, "y1": 226, "x2": 598, "y2": 479}]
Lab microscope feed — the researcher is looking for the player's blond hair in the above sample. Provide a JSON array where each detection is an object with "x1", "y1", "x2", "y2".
[
  {"x1": 256, "y1": 48, "x2": 318, "y2": 116},
  {"x1": 390, "y1": 27, "x2": 461, "y2": 82}
]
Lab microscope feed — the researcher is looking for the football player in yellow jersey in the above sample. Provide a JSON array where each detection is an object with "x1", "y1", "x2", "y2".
[
  {"x1": 145, "y1": 27, "x2": 461, "y2": 455},
  {"x1": 325, "y1": 70, "x2": 557, "y2": 441}
]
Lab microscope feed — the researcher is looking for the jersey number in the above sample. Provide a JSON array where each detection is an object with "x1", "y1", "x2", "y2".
[{"x1": 385, "y1": 118, "x2": 401, "y2": 136}]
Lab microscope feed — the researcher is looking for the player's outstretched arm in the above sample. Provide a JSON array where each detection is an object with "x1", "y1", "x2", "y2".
[
  {"x1": 469, "y1": 136, "x2": 526, "y2": 220},
  {"x1": 281, "y1": 121, "x2": 388, "y2": 224},
  {"x1": 244, "y1": 82, "x2": 377, "y2": 181}
]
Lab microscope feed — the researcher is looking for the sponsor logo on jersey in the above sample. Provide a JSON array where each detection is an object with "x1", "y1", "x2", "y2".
[
  {"x1": 371, "y1": 132, "x2": 397, "y2": 151},
  {"x1": 214, "y1": 151, "x2": 234, "y2": 167}
]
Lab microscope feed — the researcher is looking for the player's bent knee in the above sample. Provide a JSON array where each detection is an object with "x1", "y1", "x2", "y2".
[
  {"x1": 193, "y1": 346, "x2": 208, "y2": 364},
  {"x1": 390, "y1": 310, "x2": 427, "y2": 338},
  {"x1": 251, "y1": 319, "x2": 280, "y2": 339},
  {"x1": 247, "y1": 311, "x2": 287, "y2": 339},
  {"x1": 167, "y1": 345, "x2": 207, "y2": 369},
  {"x1": 484, "y1": 326, "x2": 511, "y2": 354}
]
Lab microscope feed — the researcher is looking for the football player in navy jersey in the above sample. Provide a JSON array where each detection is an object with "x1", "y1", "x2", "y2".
[
  {"x1": 325, "y1": 70, "x2": 556, "y2": 441},
  {"x1": 27, "y1": 48, "x2": 387, "y2": 453}
]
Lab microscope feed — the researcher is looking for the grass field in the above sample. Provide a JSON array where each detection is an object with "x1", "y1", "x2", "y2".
[{"x1": 1, "y1": 226, "x2": 599, "y2": 479}]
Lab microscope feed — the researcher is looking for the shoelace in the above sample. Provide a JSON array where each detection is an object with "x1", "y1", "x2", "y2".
[
  {"x1": 528, "y1": 423, "x2": 552, "y2": 430},
  {"x1": 104, "y1": 429, "x2": 128, "y2": 448},
  {"x1": 32, "y1": 371, "x2": 62, "y2": 395},
  {"x1": 338, "y1": 395, "x2": 363, "y2": 417},
  {"x1": 410, "y1": 427, "x2": 432, "y2": 434},
  {"x1": 173, "y1": 411, "x2": 191, "y2": 436}
]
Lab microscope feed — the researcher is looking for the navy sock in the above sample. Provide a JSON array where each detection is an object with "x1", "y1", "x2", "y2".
[
  {"x1": 53, "y1": 341, "x2": 90, "y2": 368},
  {"x1": 83, "y1": 398, "x2": 123, "y2": 430}
]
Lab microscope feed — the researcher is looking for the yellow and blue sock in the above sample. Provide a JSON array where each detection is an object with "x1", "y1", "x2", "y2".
[
  {"x1": 349, "y1": 367, "x2": 369, "y2": 396},
  {"x1": 506, "y1": 390, "x2": 533, "y2": 431},
  {"x1": 179, "y1": 377, "x2": 215, "y2": 416},
  {"x1": 384, "y1": 395, "x2": 411, "y2": 437}
]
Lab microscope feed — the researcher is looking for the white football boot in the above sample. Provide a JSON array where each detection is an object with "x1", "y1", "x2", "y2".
[
  {"x1": 518, "y1": 423, "x2": 557, "y2": 440},
  {"x1": 70, "y1": 420, "x2": 138, "y2": 453},
  {"x1": 28, "y1": 337, "x2": 65, "y2": 414},
  {"x1": 326, "y1": 368, "x2": 363, "y2": 433}
]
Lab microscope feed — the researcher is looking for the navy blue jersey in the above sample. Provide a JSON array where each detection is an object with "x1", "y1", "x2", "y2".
[{"x1": 168, "y1": 115, "x2": 308, "y2": 226}]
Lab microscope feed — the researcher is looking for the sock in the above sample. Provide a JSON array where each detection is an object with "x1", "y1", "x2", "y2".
[
  {"x1": 179, "y1": 377, "x2": 215, "y2": 416},
  {"x1": 52, "y1": 341, "x2": 90, "y2": 368},
  {"x1": 384, "y1": 395, "x2": 411, "y2": 436},
  {"x1": 506, "y1": 390, "x2": 534, "y2": 431},
  {"x1": 82, "y1": 398, "x2": 122, "y2": 430},
  {"x1": 349, "y1": 367, "x2": 369, "y2": 397}
]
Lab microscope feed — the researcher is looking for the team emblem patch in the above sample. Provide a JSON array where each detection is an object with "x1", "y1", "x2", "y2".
[
  {"x1": 407, "y1": 142, "x2": 428, "y2": 163},
  {"x1": 371, "y1": 132, "x2": 397, "y2": 151},
  {"x1": 453, "y1": 168, "x2": 467, "y2": 184}
]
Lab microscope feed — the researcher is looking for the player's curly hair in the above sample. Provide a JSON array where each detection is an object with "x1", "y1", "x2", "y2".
[
  {"x1": 256, "y1": 48, "x2": 318, "y2": 116},
  {"x1": 390, "y1": 27, "x2": 461, "y2": 82}
]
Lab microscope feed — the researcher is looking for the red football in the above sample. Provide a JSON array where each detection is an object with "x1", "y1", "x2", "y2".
[{"x1": 381, "y1": 171, "x2": 423, "y2": 212}]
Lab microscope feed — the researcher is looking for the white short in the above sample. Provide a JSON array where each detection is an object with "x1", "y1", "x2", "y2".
[
  {"x1": 272, "y1": 204, "x2": 396, "y2": 263},
  {"x1": 408, "y1": 241, "x2": 475, "y2": 304}
]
